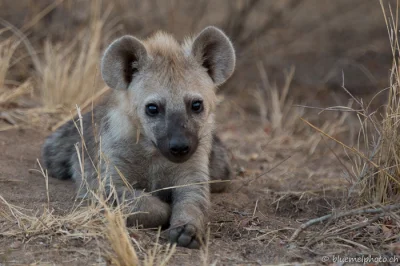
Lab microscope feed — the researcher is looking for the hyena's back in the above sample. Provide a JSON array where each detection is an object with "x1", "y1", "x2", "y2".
[
  {"x1": 42, "y1": 108, "x2": 100, "y2": 180},
  {"x1": 42, "y1": 119, "x2": 79, "y2": 180}
]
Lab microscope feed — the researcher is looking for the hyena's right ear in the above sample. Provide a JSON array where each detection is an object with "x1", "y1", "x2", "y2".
[
  {"x1": 101, "y1": 36, "x2": 148, "y2": 90},
  {"x1": 191, "y1": 26, "x2": 236, "y2": 86}
]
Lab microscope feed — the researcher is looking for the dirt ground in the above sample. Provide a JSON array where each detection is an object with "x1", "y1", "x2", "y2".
[{"x1": 0, "y1": 108, "x2": 357, "y2": 265}]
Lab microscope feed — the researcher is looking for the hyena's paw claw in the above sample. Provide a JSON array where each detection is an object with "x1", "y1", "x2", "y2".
[{"x1": 169, "y1": 224, "x2": 200, "y2": 249}]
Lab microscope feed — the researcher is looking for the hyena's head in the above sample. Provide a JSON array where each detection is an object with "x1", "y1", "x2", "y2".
[{"x1": 101, "y1": 26, "x2": 235, "y2": 163}]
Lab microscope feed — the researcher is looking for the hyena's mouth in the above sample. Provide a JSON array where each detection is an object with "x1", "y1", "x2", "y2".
[{"x1": 155, "y1": 137, "x2": 198, "y2": 164}]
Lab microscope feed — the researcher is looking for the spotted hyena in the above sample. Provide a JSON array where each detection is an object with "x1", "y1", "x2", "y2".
[{"x1": 42, "y1": 26, "x2": 235, "y2": 248}]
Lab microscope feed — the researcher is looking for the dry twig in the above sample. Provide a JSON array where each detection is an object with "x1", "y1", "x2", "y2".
[{"x1": 290, "y1": 203, "x2": 400, "y2": 242}]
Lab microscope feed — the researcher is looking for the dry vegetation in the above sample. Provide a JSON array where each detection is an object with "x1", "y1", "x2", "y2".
[{"x1": 1, "y1": 0, "x2": 400, "y2": 265}]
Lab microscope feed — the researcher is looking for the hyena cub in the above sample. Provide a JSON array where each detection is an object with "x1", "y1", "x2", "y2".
[{"x1": 42, "y1": 26, "x2": 235, "y2": 248}]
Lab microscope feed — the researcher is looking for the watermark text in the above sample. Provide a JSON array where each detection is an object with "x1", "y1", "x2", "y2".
[{"x1": 321, "y1": 255, "x2": 398, "y2": 264}]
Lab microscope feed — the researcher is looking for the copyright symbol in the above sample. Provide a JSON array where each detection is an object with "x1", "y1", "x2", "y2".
[{"x1": 321, "y1": 256, "x2": 329, "y2": 262}]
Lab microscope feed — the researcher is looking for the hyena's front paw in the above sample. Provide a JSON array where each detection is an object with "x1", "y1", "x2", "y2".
[{"x1": 169, "y1": 224, "x2": 201, "y2": 249}]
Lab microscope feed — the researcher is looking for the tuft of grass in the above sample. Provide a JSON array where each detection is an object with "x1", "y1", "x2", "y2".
[
  {"x1": 256, "y1": 62, "x2": 303, "y2": 136},
  {"x1": 142, "y1": 230, "x2": 176, "y2": 266},
  {"x1": 358, "y1": 1, "x2": 400, "y2": 203},
  {"x1": 254, "y1": 61, "x2": 353, "y2": 156},
  {"x1": 37, "y1": 2, "x2": 106, "y2": 110},
  {"x1": 103, "y1": 202, "x2": 140, "y2": 266}
]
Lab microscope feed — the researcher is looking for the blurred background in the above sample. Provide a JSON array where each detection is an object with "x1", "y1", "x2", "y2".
[{"x1": 0, "y1": 0, "x2": 394, "y2": 138}]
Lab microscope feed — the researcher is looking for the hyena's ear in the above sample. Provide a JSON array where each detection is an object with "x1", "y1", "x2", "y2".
[
  {"x1": 101, "y1": 36, "x2": 148, "y2": 90},
  {"x1": 191, "y1": 26, "x2": 236, "y2": 86}
]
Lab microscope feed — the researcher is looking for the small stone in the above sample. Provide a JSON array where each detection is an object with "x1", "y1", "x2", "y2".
[
  {"x1": 10, "y1": 240, "x2": 22, "y2": 249},
  {"x1": 250, "y1": 153, "x2": 259, "y2": 161}
]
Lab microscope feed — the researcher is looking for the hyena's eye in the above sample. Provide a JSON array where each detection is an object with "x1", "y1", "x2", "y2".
[
  {"x1": 146, "y1": 103, "x2": 159, "y2": 116},
  {"x1": 191, "y1": 100, "x2": 203, "y2": 113}
]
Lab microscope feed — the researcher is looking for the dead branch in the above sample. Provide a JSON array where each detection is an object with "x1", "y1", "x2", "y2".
[
  {"x1": 289, "y1": 203, "x2": 400, "y2": 242},
  {"x1": 305, "y1": 213, "x2": 383, "y2": 247}
]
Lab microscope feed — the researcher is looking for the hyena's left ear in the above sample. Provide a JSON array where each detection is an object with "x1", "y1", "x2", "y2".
[
  {"x1": 191, "y1": 26, "x2": 236, "y2": 86},
  {"x1": 101, "y1": 35, "x2": 148, "y2": 90}
]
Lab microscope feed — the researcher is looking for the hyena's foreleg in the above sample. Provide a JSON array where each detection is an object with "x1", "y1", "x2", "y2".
[
  {"x1": 71, "y1": 158, "x2": 172, "y2": 229},
  {"x1": 125, "y1": 190, "x2": 171, "y2": 228},
  {"x1": 168, "y1": 168, "x2": 210, "y2": 249},
  {"x1": 105, "y1": 182, "x2": 171, "y2": 229}
]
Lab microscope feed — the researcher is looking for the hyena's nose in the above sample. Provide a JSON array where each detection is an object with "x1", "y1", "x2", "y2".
[{"x1": 169, "y1": 139, "x2": 190, "y2": 157}]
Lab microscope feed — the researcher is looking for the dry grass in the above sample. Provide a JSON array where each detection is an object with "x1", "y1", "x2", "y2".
[
  {"x1": 348, "y1": 1, "x2": 400, "y2": 204},
  {"x1": 102, "y1": 200, "x2": 140, "y2": 266},
  {"x1": 0, "y1": 185, "x2": 152, "y2": 265},
  {"x1": 0, "y1": 195, "x2": 104, "y2": 240},
  {"x1": 0, "y1": 0, "x2": 110, "y2": 131},
  {"x1": 289, "y1": 202, "x2": 400, "y2": 258},
  {"x1": 255, "y1": 62, "x2": 302, "y2": 136},
  {"x1": 254, "y1": 61, "x2": 354, "y2": 157},
  {"x1": 356, "y1": 0, "x2": 400, "y2": 203},
  {"x1": 37, "y1": 2, "x2": 105, "y2": 110}
]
